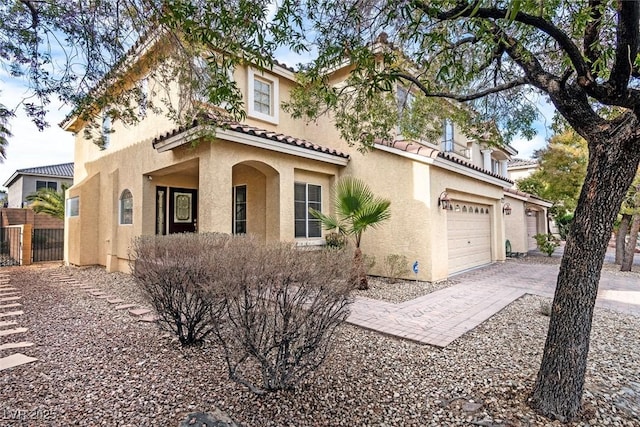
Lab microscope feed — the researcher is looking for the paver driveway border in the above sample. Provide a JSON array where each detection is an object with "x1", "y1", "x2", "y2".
[{"x1": 346, "y1": 260, "x2": 640, "y2": 347}]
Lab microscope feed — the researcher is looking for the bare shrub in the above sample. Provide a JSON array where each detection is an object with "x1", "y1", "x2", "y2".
[
  {"x1": 129, "y1": 233, "x2": 229, "y2": 346},
  {"x1": 383, "y1": 254, "x2": 410, "y2": 283},
  {"x1": 207, "y1": 236, "x2": 353, "y2": 394}
]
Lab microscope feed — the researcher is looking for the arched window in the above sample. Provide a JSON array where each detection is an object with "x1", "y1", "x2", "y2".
[
  {"x1": 120, "y1": 189, "x2": 133, "y2": 225},
  {"x1": 462, "y1": 205, "x2": 467, "y2": 213}
]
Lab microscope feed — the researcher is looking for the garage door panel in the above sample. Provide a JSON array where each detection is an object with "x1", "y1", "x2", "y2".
[{"x1": 447, "y1": 201, "x2": 491, "y2": 274}]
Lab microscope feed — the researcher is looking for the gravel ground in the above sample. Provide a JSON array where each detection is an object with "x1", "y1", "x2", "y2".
[{"x1": 1, "y1": 261, "x2": 639, "y2": 426}]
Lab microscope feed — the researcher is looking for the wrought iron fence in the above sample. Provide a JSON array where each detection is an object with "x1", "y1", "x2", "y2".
[
  {"x1": 32, "y1": 228, "x2": 64, "y2": 262},
  {"x1": 0, "y1": 227, "x2": 21, "y2": 266}
]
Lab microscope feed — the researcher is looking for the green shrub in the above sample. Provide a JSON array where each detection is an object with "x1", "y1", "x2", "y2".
[
  {"x1": 325, "y1": 232, "x2": 347, "y2": 249},
  {"x1": 556, "y1": 213, "x2": 573, "y2": 240},
  {"x1": 534, "y1": 233, "x2": 561, "y2": 257},
  {"x1": 383, "y1": 254, "x2": 409, "y2": 283}
]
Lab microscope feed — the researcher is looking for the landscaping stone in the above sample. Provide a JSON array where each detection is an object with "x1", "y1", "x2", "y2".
[
  {"x1": 0, "y1": 327, "x2": 28, "y2": 337},
  {"x1": 114, "y1": 304, "x2": 137, "y2": 310},
  {"x1": 0, "y1": 342, "x2": 34, "y2": 350},
  {"x1": 139, "y1": 314, "x2": 158, "y2": 323},
  {"x1": 0, "y1": 353, "x2": 38, "y2": 371},
  {"x1": 129, "y1": 308, "x2": 151, "y2": 317},
  {"x1": 106, "y1": 298, "x2": 125, "y2": 304},
  {"x1": 178, "y1": 410, "x2": 241, "y2": 427},
  {"x1": 0, "y1": 303, "x2": 22, "y2": 310},
  {"x1": 0, "y1": 320, "x2": 18, "y2": 328},
  {"x1": 0, "y1": 310, "x2": 23, "y2": 318},
  {"x1": 0, "y1": 296, "x2": 21, "y2": 302}
]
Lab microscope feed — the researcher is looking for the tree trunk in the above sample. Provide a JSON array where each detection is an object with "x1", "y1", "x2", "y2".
[
  {"x1": 350, "y1": 247, "x2": 368, "y2": 290},
  {"x1": 621, "y1": 214, "x2": 640, "y2": 271},
  {"x1": 530, "y1": 134, "x2": 640, "y2": 421},
  {"x1": 615, "y1": 214, "x2": 631, "y2": 264}
]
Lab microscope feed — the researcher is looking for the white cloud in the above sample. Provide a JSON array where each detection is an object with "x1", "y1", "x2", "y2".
[{"x1": 1, "y1": 77, "x2": 74, "y2": 190}]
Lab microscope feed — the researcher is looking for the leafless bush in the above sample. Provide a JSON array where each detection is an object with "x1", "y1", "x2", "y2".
[
  {"x1": 383, "y1": 254, "x2": 410, "y2": 283},
  {"x1": 129, "y1": 233, "x2": 229, "y2": 346},
  {"x1": 206, "y1": 236, "x2": 353, "y2": 394}
]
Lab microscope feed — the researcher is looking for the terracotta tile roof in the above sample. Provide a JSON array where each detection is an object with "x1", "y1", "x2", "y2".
[
  {"x1": 152, "y1": 114, "x2": 350, "y2": 160},
  {"x1": 503, "y1": 186, "x2": 552, "y2": 205},
  {"x1": 378, "y1": 139, "x2": 513, "y2": 183}
]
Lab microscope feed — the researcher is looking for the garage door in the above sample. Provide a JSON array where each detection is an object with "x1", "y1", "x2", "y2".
[
  {"x1": 527, "y1": 212, "x2": 539, "y2": 250},
  {"x1": 447, "y1": 202, "x2": 492, "y2": 274}
]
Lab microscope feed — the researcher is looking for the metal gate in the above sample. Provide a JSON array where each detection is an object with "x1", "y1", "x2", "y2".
[
  {"x1": 32, "y1": 228, "x2": 64, "y2": 262},
  {"x1": 0, "y1": 227, "x2": 21, "y2": 266}
]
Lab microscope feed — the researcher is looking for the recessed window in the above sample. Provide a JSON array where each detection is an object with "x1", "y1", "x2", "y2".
[
  {"x1": 442, "y1": 119, "x2": 454, "y2": 152},
  {"x1": 66, "y1": 197, "x2": 79, "y2": 217},
  {"x1": 119, "y1": 189, "x2": 133, "y2": 225},
  {"x1": 233, "y1": 185, "x2": 247, "y2": 234},
  {"x1": 294, "y1": 182, "x2": 322, "y2": 238},
  {"x1": 248, "y1": 68, "x2": 279, "y2": 124},
  {"x1": 36, "y1": 181, "x2": 58, "y2": 191}
]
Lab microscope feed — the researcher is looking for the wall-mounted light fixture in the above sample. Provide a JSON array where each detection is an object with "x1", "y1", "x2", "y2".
[
  {"x1": 502, "y1": 203, "x2": 512, "y2": 216},
  {"x1": 438, "y1": 191, "x2": 451, "y2": 210},
  {"x1": 526, "y1": 208, "x2": 534, "y2": 217}
]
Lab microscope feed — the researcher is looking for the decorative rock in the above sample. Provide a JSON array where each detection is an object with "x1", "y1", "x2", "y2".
[
  {"x1": 114, "y1": 304, "x2": 138, "y2": 310},
  {"x1": 462, "y1": 401, "x2": 483, "y2": 412},
  {"x1": 129, "y1": 308, "x2": 151, "y2": 317},
  {"x1": 178, "y1": 410, "x2": 241, "y2": 427},
  {"x1": 0, "y1": 342, "x2": 34, "y2": 350}
]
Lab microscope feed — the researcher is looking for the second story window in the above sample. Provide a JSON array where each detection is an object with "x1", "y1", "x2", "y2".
[
  {"x1": 36, "y1": 181, "x2": 58, "y2": 191},
  {"x1": 248, "y1": 68, "x2": 279, "y2": 124},
  {"x1": 442, "y1": 119, "x2": 454, "y2": 152}
]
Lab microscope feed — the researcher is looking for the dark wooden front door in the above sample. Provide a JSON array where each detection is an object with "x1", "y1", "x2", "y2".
[{"x1": 167, "y1": 187, "x2": 198, "y2": 234}]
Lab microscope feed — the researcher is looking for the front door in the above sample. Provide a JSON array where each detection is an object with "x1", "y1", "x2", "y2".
[{"x1": 167, "y1": 187, "x2": 198, "y2": 234}]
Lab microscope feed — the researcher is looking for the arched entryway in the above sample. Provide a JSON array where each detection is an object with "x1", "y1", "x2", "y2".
[{"x1": 231, "y1": 161, "x2": 280, "y2": 241}]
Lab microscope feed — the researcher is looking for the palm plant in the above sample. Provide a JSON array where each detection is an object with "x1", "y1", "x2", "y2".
[
  {"x1": 26, "y1": 185, "x2": 68, "y2": 220},
  {"x1": 310, "y1": 176, "x2": 391, "y2": 290}
]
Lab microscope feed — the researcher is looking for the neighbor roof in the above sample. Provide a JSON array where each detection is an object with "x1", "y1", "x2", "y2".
[
  {"x1": 3, "y1": 162, "x2": 74, "y2": 188},
  {"x1": 508, "y1": 158, "x2": 538, "y2": 169}
]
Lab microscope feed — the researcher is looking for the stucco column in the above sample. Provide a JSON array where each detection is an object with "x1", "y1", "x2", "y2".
[
  {"x1": 499, "y1": 159, "x2": 509, "y2": 177},
  {"x1": 481, "y1": 149, "x2": 492, "y2": 171}
]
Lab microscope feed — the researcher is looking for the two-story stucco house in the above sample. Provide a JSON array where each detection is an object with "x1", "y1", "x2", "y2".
[
  {"x1": 3, "y1": 162, "x2": 74, "y2": 208},
  {"x1": 61, "y1": 36, "x2": 549, "y2": 282}
]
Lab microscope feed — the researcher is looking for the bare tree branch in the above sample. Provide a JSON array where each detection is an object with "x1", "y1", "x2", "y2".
[
  {"x1": 411, "y1": 0, "x2": 592, "y2": 83},
  {"x1": 18, "y1": 0, "x2": 39, "y2": 29},
  {"x1": 394, "y1": 72, "x2": 527, "y2": 101},
  {"x1": 608, "y1": 1, "x2": 639, "y2": 94},
  {"x1": 583, "y1": 0, "x2": 603, "y2": 74}
]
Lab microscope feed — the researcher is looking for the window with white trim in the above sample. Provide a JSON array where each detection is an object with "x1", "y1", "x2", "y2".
[
  {"x1": 119, "y1": 189, "x2": 133, "y2": 225},
  {"x1": 442, "y1": 119, "x2": 454, "y2": 152},
  {"x1": 248, "y1": 68, "x2": 279, "y2": 124},
  {"x1": 294, "y1": 183, "x2": 322, "y2": 238},
  {"x1": 66, "y1": 197, "x2": 79, "y2": 217},
  {"x1": 233, "y1": 185, "x2": 247, "y2": 234}
]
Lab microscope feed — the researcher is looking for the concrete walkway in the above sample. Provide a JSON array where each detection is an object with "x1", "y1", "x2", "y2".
[{"x1": 347, "y1": 260, "x2": 640, "y2": 347}]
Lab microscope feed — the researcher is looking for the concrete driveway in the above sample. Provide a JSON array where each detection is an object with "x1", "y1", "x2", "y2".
[{"x1": 347, "y1": 257, "x2": 640, "y2": 347}]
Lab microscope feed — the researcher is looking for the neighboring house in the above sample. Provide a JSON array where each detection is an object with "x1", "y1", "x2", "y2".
[
  {"x1": 0, "y1": 191, "x2": 6, "y2": 207},
  {"x1": 61, "y1": 39, "x2": 549, "y2": 281},
  {"x1": 2, "y1": 162, "x2": 74, "y2": 208},
  {"x1": 508, "y1": 158, "x2": 539, "y2": 184}
]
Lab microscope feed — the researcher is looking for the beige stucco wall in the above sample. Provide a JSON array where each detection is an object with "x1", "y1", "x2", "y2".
[
  {"x1": 64, "y1": 53, "x2": 525, "y2": 281},
  {"x1": 504, "y1": 195, "x2": 529, "y2": 254}
]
